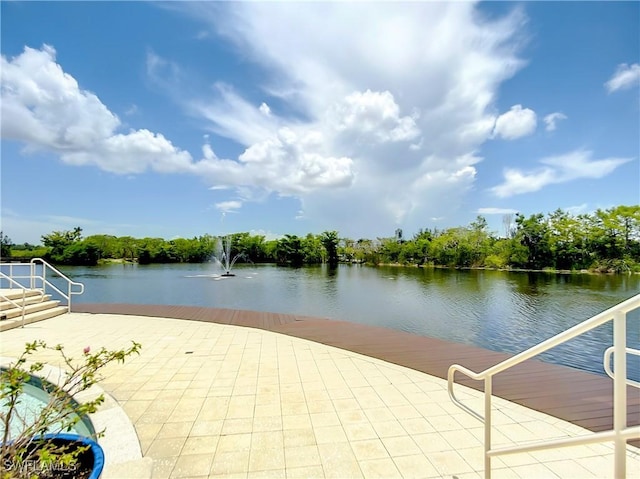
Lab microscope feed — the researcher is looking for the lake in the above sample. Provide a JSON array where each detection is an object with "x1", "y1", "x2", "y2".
[{"x1": 48, "y1": 263, "x2": 640, "y2": 379}]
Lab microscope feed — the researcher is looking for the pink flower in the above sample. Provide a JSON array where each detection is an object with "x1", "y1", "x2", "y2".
[{"x1": 83, "y1": 346, "x2": 91, "y2": 355}]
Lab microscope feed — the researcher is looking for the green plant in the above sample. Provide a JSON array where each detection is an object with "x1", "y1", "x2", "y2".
[{"x1": 1, "y1": 340, "x2": 141, "y2": 479}]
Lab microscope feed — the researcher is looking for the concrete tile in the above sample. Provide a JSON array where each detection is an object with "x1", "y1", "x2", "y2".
[
  {"x1": 284, "y1": 428, "x2": 317, "y2": 447},
  {"x1": 172, "y1": 453, "x2": 213, "y2": 478},
  {"x1": 252, "y1": 430, "x2": 284, "y2": 450},
  {"x1": 390, "y1": 404, "x2": 421, "y2": 420},
  {"x1": 254, "y1": 403, "x2": 281, "y2": 418},
  {"x1": 222, "y1": 417, "x2": 254, "y2": 434},
  {"x1": 248, "y1": 447, "x2": 285, "y2": 472},
  {"x1": 544, "y1": 459, "x2": 597, "y2": 478},
  {"x1": 381, "y1": 435, "x2": 422, "y2": 457},
  {"x1": 350, "y1": 439, "x2": 389, "y2": 461},
  {"x1": 313, "y1": 425, "x2": 348, "y2": 445},
  {"x1": 370, "y1": 420, "x2": 406, "y2": 438},
  {"x1": 285, "y1": 465, "x2": 325, "y2": 478},
  {"x1": 509, "y1": 462, "x2": 559, "y2": 478},
  {"x1": 310, "y1": 411, "x2": 341, "y2": 428},
  {"x1": 146, "y1": 437, "x2": 186, "y2": 458},
  {"x1": 248, "y1": 469, "x2": 285, "y2": 478},
  {"x1": 398, "y1": 416, "x2": 433, "y2": 435},
  {"x1": 252, "y1": 415, "x2": 283, "y2": 432},
  {"x1": 189, "y1": 419, "x2": 223, "y2": 437},
  {"x1": 151, "y1": 457, "x2": 178, "y2": 479},
  {"x1": 156, "y1": 421, "x2": 193, "y2": 439},
  {"x1": 428, "y1": 450, "x2": 476, "y2": 476},
  {"x1": 183, "y1": 435, "x2": 219, "y2": 455},
  {"x1": 210, "y1": 450, "x2": 250, "y2": 475},
  {"x1": 343, "y1": 422, "x2": 378, "y2": 441},
  {"x1": 306, "y1": 399, "x2": 334, "y2": 414},
  {"x1": 337, "y1": 407, "x2": 368, "y2": 424},
  {"x1": 281, "y1": 401, "x2": 309, "y2": 416},
  {"x1": 217, "y1": 433, "x2": 252, "y2": 453},
  {"x1": 282, "y1": 414, "x2": 312, "y2": 430},
  {"x1": 358, "y1": 458, "x2": 402, "y2": 478},
  {"x1": 317, "y1": 442, "x2": 363, "y2": 479},
  {"x1": 285, "y1": 445, "x2": 322, "y2": 469},
  {"x1": 392, "y1": 454, "x2": 440, "y2": 479}
]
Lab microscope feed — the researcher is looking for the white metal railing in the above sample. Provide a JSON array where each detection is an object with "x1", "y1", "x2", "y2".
[
  {"x1": 0, "y1": 272, "x2": 46, "y2": 328},
  {"x1": 0, "y1": 258, "x2": 84, "y2": 313},
  {"x1": 448, "y1": 293, "x2": 640, "y2": 479}
]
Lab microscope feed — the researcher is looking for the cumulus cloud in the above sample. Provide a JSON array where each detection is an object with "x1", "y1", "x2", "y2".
[
  {"x1": 3, "y1": 1, "x2": 538, "y2": 237},
  {"x1": 215, "y1": 200, "x2": 242, "y2": 213},
  {"x1": 1, "y1": 45, "x2": 194, "y2": 174},
  {"x1": 169, "y1": 2, "x2": 527, "y2": 234},
  {"x1": 605, "y1": 63, "x2": 640, "y2": 93},
  {"x1": 492, "y1": 104, "x2": 537, "y2": 140},
  {"x1": 477, "y1": 207, "x2": 518, "y2": 215},
  {"x1": 490, "y1": 150, "x2": 632, "y2": 198},
  {"x1": 543, "y1": 112, "x2": 567, "y2": 131}
]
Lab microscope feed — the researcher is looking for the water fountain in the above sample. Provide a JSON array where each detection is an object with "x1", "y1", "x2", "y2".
[{"x1": 212, "y1": 236, "x2": 244, "y2": 276}]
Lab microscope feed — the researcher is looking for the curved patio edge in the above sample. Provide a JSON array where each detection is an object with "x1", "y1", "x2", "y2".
[{"x1": 71, "y1": 303, "x2": 640, "y2": 448}]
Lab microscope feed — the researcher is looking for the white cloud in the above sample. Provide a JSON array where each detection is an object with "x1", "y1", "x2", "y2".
[
  {"x1": 259, "y1": 102, "x2": 271, "y2": 116},
  {"x1": 170, "y1": 2, "x2": 527, "y2": 235},
  {"x1": 1, "y1": 45, "x2": 194, "y2": 175},
  {"x1": 477, "y1": 208, "x2": 518, "y2": 215},
  {"x1": 330, "y1": 90, "x2": 420, "y2": 143},
  {"x1": 215, "y1": 200, "x2": 242, "y2": 213},
  {"x1": 492, "y1": 104, "x2": 537, "y2": 140},
  {"x1": 543, "y1": 112, "x2": 567, "y2": 131},
  {"x1": 605, "y1": 63, "x2": 640, "y2": 93},
  {"x1": 191, "y1": 82, "x2": 280, "y2": 146},
  {"x1": 564, "y1": 203, "x2": 589, "y2": 215},
  {"x1": 490, "y1": 150, "x2": 632, "y2": 198},
  {"x1": 3, "y1": 2, "x2": 536, "y2": 238}
]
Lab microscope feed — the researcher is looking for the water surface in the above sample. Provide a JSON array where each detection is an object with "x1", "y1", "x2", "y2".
[{"x1": 30, "y1": 263, "x2": 640, "y2": 378}]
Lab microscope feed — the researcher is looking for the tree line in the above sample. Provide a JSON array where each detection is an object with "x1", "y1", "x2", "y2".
[{"x1": 2, "y1": 205, "x2": 639, "y2": 272}]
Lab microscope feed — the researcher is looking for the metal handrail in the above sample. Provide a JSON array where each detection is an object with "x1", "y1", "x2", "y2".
[
  {"x1": 604, "y1": 346, "x2": 640, "y2": 389},
  {"x1": 0, "y1": 272, "x2": 46, "y2": 328},
  {"x1": 30, "y1": 258, "x2": 85, "y2": 313},
  {"x1": 0, "y1": 258, "x2": 84, "y2": 313},
  {"x1": 448, "y1": 293, "x2": 640, "y2": 479}
]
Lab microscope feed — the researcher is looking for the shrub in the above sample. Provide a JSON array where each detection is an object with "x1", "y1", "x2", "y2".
[{"x1": 1, "y1": 340, "x2": 141, "y2": 479}]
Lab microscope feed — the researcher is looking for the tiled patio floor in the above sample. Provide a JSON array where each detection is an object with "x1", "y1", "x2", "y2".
[{"x1": 2, "y1": 312, "x2": 639, "y2": 478}]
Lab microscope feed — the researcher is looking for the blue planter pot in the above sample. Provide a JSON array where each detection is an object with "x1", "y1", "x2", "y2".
[{"x1": 40, "y1": 433, "x2": 105, "y2": 479}]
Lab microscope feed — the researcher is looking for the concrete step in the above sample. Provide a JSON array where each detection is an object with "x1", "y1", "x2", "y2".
[
  {"x1": 0, "y1": 299, "x2": 61, "y2": 320},
  {"x1": 0, "y1": 305, "x2": 68, "y2": 332},
  {"x1": 1, "y1": 293, "x2": 52, "y2": 311},
  {"x1": 0, "y1": 288, "x2": 44, "y2": 304}
]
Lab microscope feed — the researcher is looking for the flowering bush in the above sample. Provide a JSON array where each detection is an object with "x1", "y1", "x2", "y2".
[{"x1": 1, "y1": 340, "x2": 141, "y2": 479}]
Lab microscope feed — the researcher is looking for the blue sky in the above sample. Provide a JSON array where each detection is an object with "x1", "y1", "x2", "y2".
[{"x1": 1, "y1": 1, "x2": 638, "y2": 244}]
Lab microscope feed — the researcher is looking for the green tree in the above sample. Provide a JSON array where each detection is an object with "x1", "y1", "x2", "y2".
[
  {"x1": 276, "y1": 235, "x2": 305, "y2": 266},
  {"x1": 547, "y1": 209, "x2": 590, "y2": 270},
  {"x1": 302, "y1": 233, "x2": 324, "y2": 264},
  {"x1": 320, "y1": 231, "x2": 340, "y2": 266},
  {"x1": 0, "y1": 232, "x2": 12, "y2": 258},
  {"x1": 41, "y1": 227, "x2": 85, "y2": 263},
  {"x1": 514, "y1": 213, "x2": 551, "y2": 269}
]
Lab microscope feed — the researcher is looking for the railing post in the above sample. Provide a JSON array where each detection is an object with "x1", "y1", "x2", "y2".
[
  {"x1": 21, "y1": 289, "x2": 25, "y2": 328},
  {"x1": 485, "y1": 377, "x2": 492, "y2": 479},
  {"x1": 41, "y1": 262, "x2": 46, "y2": 294},
  {"x1": 30, "y1": 261, "x2": 35, "y2": 289},
  {"x1": 613, "y1": 310, "x2": 627, "y2": 479}
]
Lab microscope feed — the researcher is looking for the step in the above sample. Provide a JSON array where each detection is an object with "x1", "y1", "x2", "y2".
[
  {"x1": 0, "y1": 288, "x2": 44, "y2": 303},
  {"x1": 0, "y1": 288, "x2": 42, "y2": 310},
  {"x1": 1, "y1": 293, "x2": 52, "y2": 311},
  {"x1": 0, "y1": 306, "x2": 68, "y2": 332},
  {"x1": 0, "y1": 300, "x2": 61, "y2": 320}
]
